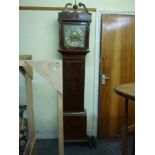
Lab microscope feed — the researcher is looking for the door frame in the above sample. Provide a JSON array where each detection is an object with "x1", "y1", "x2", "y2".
[{"x1": 93, "y1": 9, "x2": 134, "y2": 137}]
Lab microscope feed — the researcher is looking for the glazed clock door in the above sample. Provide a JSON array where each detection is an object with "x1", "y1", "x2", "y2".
[{"x1": 64, "y1": 25, "x2": 86, "y2": 49}]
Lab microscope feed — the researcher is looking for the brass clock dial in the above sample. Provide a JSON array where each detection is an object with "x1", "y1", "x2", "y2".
[{"x1": 64, "y1": 25, "x2": 86, "y2": 49}]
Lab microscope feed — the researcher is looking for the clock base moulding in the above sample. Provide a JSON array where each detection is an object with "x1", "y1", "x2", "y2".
[{"x1": 58, "y1": 49, "x2": 90, "y2": 55}]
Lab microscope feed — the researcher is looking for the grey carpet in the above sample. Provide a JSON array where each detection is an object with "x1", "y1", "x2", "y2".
[{"x1": 37, "y1": 138, "x2": 134, "y2": 155}]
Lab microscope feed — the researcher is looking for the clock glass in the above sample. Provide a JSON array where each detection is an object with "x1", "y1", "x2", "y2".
[{"x1": 64, "y1": 25, "x2": 86, "y2": 49}]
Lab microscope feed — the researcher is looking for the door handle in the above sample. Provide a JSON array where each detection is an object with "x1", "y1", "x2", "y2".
[{"x1": 101, "y1": 74, "x2": 110, "y2": 85}]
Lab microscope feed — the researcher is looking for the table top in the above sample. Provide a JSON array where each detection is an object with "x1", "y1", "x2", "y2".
[{"x1": 114, "y1": 83, "x2": 135, "y2": 100}]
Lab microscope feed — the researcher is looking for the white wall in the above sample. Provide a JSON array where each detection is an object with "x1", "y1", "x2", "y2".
[{"x1": 19, "y1": 0, "x2": 134, "y2": 138}]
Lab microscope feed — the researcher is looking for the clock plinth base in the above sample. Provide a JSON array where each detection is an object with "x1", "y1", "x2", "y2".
[{"x1": 63, "y1": 111, "x2": 87, "y2": 141}]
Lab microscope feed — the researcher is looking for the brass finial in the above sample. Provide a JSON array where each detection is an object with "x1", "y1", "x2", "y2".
[{"x1": 73, "y1": 0, "x2": 78, "y2": 10}]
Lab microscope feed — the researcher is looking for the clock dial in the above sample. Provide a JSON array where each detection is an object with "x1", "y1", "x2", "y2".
[{"x1": 64, "y1": 25, "x2": 86, "y2": 49}]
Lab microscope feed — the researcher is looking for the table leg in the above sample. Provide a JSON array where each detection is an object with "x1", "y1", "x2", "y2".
[{"x1": 122, "y1": 97, "x2": 128, "y2": 155}]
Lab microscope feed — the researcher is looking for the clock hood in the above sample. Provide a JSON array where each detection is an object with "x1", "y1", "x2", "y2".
[{"x1": 58, "y1": 2, "x2": 92, "y2": 23}]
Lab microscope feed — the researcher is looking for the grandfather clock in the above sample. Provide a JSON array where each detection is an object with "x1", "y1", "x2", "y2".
[{"x1": 58, "y1": 2, "x2": 92, "y2": 142}]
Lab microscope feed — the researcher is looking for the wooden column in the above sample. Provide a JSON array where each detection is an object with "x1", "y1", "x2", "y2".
[
  {"x1": 57, "y1": 92, "x2": 64, "y2": 155},
  {"x1": 19, "y1": 55, "x2": 37, "y2": 155}
]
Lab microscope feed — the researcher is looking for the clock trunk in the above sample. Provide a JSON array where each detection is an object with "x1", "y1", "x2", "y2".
[{"x1": 63, "y1": 55, "x2": 85, "y2": 112}]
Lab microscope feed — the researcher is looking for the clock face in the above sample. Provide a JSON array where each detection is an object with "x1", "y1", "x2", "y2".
[{"x1": 64, "y1": 25, "x2": 86, "y2": 49}]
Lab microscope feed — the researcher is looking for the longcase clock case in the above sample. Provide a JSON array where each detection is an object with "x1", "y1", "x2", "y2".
[{"x1": 58, "y1": 2, "x2": 92, "y2": 141}]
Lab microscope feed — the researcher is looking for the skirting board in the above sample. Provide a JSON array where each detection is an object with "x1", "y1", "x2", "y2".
[{"x1": 36, "y1": 130, "x2": 96, "y2": 139}]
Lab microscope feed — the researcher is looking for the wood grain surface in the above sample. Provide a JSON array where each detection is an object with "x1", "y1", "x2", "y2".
[
  {"x1": 114, "y1": 83, "x2": 135, "y2": 100},
  {"x1": 98, "y1": 14, "x2": 135, "y2": 138}
]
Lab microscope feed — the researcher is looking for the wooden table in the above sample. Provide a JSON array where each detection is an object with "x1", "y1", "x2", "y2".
[{"x1": 114, "y1": 83, "x2": 135, "y2": 155}]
